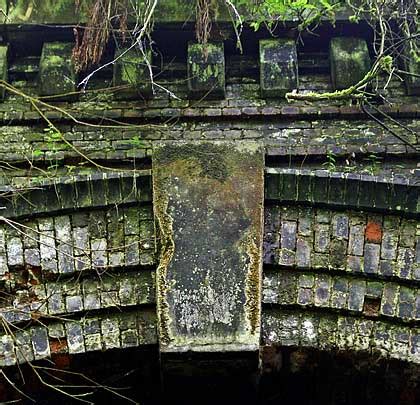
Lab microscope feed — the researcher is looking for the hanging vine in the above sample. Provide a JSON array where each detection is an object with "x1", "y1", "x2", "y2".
[{"x1": 72, "y1": 0, "x2": 130, "y2": 72}]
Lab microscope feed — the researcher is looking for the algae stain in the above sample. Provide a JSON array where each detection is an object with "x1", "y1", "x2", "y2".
[{"x1": 153, "y1": 169, "x2": 176, "y2": 346}]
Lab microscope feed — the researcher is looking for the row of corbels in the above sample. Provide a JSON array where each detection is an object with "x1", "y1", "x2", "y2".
[{"x1": 0, "y1": 37, "x2": 418, "y2": 101}]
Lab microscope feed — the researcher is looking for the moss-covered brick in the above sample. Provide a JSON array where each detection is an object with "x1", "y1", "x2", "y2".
[
  {"x1": 0, "y1": 45, "x2": 8, "y2": 101},
  {"x1": 38, "y1": 42, "x2": 76, "y2": 99},
  {"x1": 330, "y1": 37, "x2": 371, "y2": 90},
  {"x1": 187, "y1": 42, "x2": 225, "y2": 99},
  {"x1": 113, "y1": 46, "x2": 152, "y2": 100},
  {"x1": 259, "y1": 39, "x2": 298, "y2": 98}
]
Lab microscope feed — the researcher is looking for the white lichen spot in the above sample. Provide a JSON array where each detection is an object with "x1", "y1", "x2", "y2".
[{"x1": 302, "y1": 320, "x2": 316, "y2": 342}]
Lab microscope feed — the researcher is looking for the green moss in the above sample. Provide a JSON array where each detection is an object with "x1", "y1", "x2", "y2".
[{"x1": 154, "y1": 143, "x2": 231, "y2": 182}]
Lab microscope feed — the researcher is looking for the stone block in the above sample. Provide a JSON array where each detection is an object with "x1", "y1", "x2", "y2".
[
  {"x1": 318, "y1": 315, "x2": 337, "y2": 350},
  {"x1": 398, "y1": 287, "x2": 415, "y2": 320},
  {"x1": 0, "y1": 45, "x2": 8, "y2": 101},
  {"x1": 101, "y1": 318, "x2": 121, "y2": 350},
  {"x1": 65, "y1": 295, "x2": 84, "y2": 312},
  {"x1": 1, "y1": 335, "x2": 16, "y2": 366},
  {"x1": 296, "y1": 171, "x2": 314, "y2": 202},
  {"x1": 348, "y1": 280, "x2": 366, "y2": 312},
  {"x1": 31, "y1": 327, "x2": 50, "y2": 360},
  {"x1": 6, "y1": 236, "x2": 24, "y2": 267},
  {"x1": 330, "y1": 37, "x2": 370, "y2": 90},
  {"x1": 379, "y1": 260, "x2": 395, "y2": 277},
  {"x1": 396, "y1": 247, "x2": 415, "y2": 279},
  {"x1": 346, "y1": 255, "x2": 363, "y2": 273},
  {"x1": 187, "y1": 42, "x2": 225, "y2": 99},
  {"x1": 328, "y1": 172, "x2": 346, "y2": 205},
  {"x1": 280, "y1": 221, "x2": 297, "y2": 250},
  {"x1": 259, "y1": 39, "x2": 298, "y2": 98},
  {"x1": 119, "y1": 276, "x2": 137, "y2": 306},
  {"x1": 91, "y1": 238, "x2": 107, "y2": 268},
  {"x1": 75, "y1": 178, "x2": 92, "y2": 208},
  {"x1": 66, "y1": 322, "x2": 85, "y2": 354},
  {"x1": 84, "y1": 333, "x2": 102, "y2": 352},
  {"x1": 39, "y1": 230, "x2": 58, "y2": 273},
  {"x1": 38, "y1": 42, "x2": 76, "y2": 98},
  {"x1": 381, "y1": 231, "x2": 398, "y2": 260},
  {"x1": 331, "y1": 278, "x2": 349, "y2": 309},
  {"x1": 125, "y1": 235, "x2": 139, "y2": 266},
  {"x1": 24, "y1": 248, "x2": 41, "y2": 267},
  {"x1": 363, "y1": 243, "x2": 380, "y2": 274},
  {"x1": 314, "y1": 275, "x2": 331, "y2": 307},
  {"x1": 262, "y1": 272, "x2": 279, "y2": 303},
  {"x1": 297, "y1": 210, "x2": 312, "y2": 237},
  {"x1": 296, "y1": 237, "x2": 311, "y2": 268},
  {"x1": 366, "y1": 281, "x2": 383, "y2": 299},
  {"x1": 300, "y1": 316, "x2": 319, "y2": 346},
  {"x1": 278, "y1": 248, "x2": 295, "y2": 266},
  {"x1": 121, "y1": 329, "x2": 139, "y2": 348},
  {"x1": 329, "y1": 239, "x2": 347, "y2": 270},
  {"x1": 55, "y1": 216, "x2": 74, "y2": 274},
  {"x1": 113, "y1": 46, "x2": 153, "y2": 99},
  {"x1": 314, "y1": 224, "x2": 330, "y2": 253},
  {"x1": 15, "y1": 331, "x2": 34, "y2": 364},
  {"x1": 47, "y1": 284, "x2": 65, "y2": 314},
  {"x1": 344, "y1": 173, "x2": 360, "y2": 207},
  {"x1": 348, "y1": 224, "x2": 365, "y2": 256},
  {"x1": 381, "y1": 283, "x2": 399, "y2": 317},
  {"x1": 84, "y1": 293, "x2": 101, "y2": 310},
  {"x1": 278, "y1": 272, "x2": 298, "y2": 305},
  {"x1": 281, "y1": 169, "x2": 298, "y2": 201},
  {"x1": 312, "y1": 170, "x2": 330, "y2": 204},
  {"x1": 332, "y1": 214, "x2": 349, "y2": 239},
  {"x1": 153, "y1": 141, "x2": 263, "y2": 352},
  {"x1": 265, "y1": 171, "x2": 281, "y2": 200}
]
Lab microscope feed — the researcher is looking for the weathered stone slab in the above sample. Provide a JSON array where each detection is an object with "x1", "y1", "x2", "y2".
[
  {"x1": 330, "y1": 37, "x2": 371, "y2": 90},
  {"x1": 187, "y1": 42, "x2": 225, "y2": 99},
  {"x1": 259, "y1": 39, "x2": 298, "y2": 98},
  {"x1": 113, "y1": 46, "x2": 153, "y2": 99},
  {"x1": 38, "y1": 42, "x2": 76, "y2": 99},
  {"x1": 0, "y1": 45, "x2": 8, "y2": 101},
  {"x1": 153, "y1": 141, "x2": 264, "y2": 352}
]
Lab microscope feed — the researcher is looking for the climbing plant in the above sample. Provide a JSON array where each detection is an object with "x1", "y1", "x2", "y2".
[{"x1": 232, "y1": 0, "x2": 340, "y2": 31}]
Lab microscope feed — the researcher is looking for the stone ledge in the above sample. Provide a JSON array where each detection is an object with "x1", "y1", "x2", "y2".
[
  {"x1": 265, "y1": 168, "x2": 419, "y2": 214},
  {"x1": 0, "y1": 269, "x2": 155, "y2": 326},
  {"x1": 0, "y1": 308, "x2": 157, "y2": 367},
  {"x1": 0, "y1": 172, "x2": 152, "y2": 219},
  {"x1": 263, "y1": 270, "x2": 419, "y2": 323},
  {"x1": 262, "y1": 309, "x2": 420, "y2": 364}
]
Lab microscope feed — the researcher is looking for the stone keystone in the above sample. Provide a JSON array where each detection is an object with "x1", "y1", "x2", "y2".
[{"x1": 153, "y1": 141, "x2": 264, "y2": 353}]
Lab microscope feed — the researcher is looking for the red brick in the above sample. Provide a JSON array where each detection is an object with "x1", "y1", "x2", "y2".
[{"x1": 365, "y1": 221, "x2": 382, "y2": 243}]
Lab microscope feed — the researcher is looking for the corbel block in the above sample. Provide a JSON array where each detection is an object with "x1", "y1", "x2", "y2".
[
  {"x1": 0, "y1": 45, "x2": 8, "y2": 101},
  {"x1": 259, "y1": 39, "x2": 298, "y2": 98},
  {"x1": 39, "y1": 42, "x2": 76, "y2": 99},
  {"x1": 113, "y1": 46, "x2": 153, "y2": 99},
  {"x1": 187, "y1": 41, "x2": 225, "y2": 99},
  {"x1": 330, "y1": 37, "x2": 371, "y2": 90}
]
